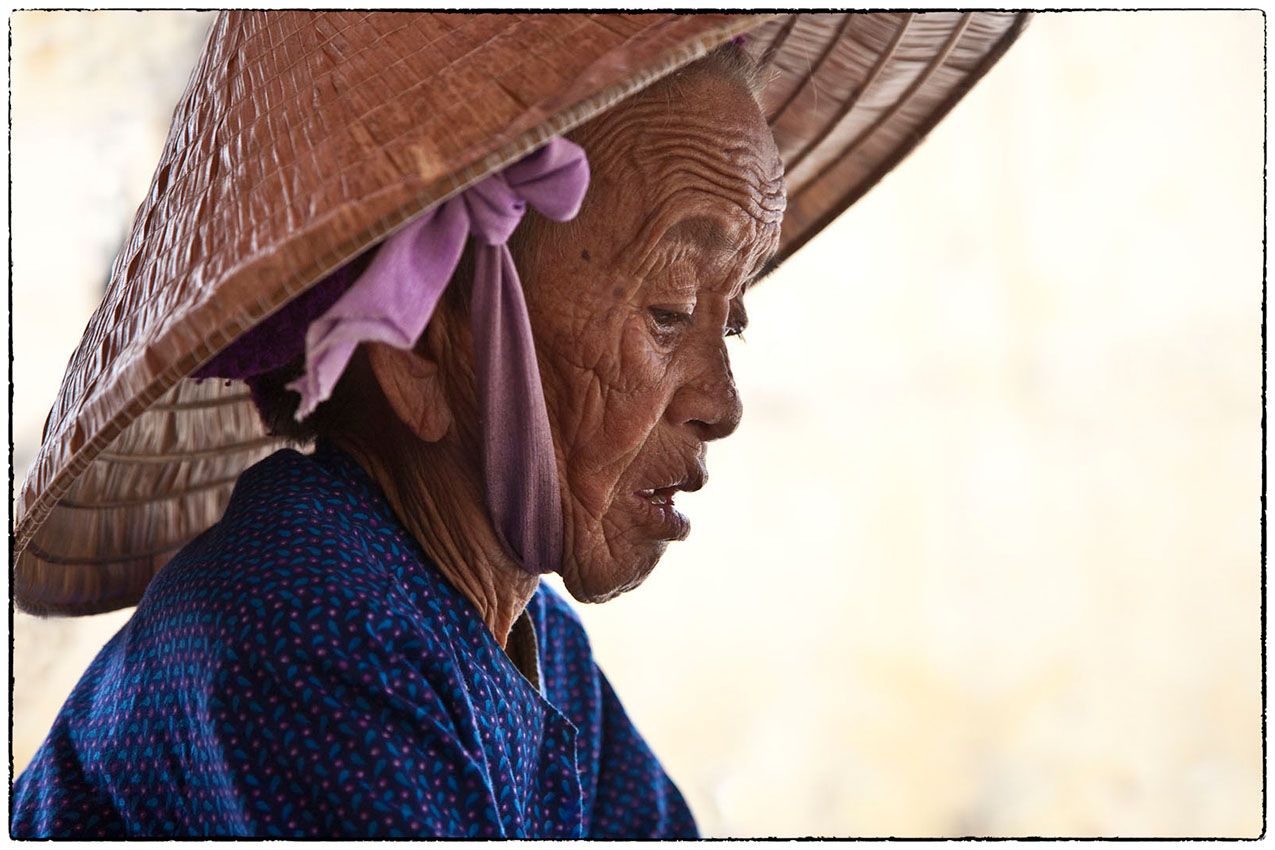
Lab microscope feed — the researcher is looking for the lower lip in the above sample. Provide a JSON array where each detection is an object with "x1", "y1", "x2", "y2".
[{"x1": 632, "y1": 492, "x2": 691, "y2": 541}]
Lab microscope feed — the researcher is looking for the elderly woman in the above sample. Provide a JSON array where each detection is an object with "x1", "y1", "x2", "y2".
[{"x1": 12, "y1": 12, "x2": 1028, "y2": 839}]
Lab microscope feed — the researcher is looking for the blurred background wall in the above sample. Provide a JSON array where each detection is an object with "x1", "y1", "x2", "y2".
[{"x1": 10, "y1": 10, "x2": 1263, "y2": 838}]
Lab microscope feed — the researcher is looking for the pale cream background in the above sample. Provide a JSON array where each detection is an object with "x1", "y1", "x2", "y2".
[{"x1": 9, "y1": 10, "x2": 1264, "y2": 838}]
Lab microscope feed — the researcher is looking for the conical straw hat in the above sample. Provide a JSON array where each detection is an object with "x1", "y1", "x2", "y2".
[{"x1": 15, "y1": 11, "x2": 1032, "y2": 616}]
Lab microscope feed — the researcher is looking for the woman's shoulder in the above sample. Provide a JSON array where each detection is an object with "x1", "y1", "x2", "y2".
[
  {"x1": 123, "y1": 448, "x2": 464, "y2": 719},
  {"x1": 141, "y1": 446, "x2": 442, "y2": 638},
  {"x1": 217, "y1": 443, "x2": 388, "y2": 542}
]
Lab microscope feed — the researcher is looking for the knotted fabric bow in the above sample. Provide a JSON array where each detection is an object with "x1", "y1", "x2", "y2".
[{"x1": 206, "y1": 138, "x2": 589, "y2": 575}]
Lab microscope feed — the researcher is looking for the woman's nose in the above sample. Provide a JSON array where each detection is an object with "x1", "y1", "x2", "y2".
[{"x1": 666, "y1": 343, "x2": 743, "y2": 442}]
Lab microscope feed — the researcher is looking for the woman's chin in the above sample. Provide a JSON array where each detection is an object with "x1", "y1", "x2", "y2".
[{"x1": 558, "y1": 538, "x2": 668, "y2": 603}]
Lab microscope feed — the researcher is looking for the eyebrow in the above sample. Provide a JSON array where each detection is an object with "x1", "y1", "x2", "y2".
[
  {"x1": 662, "y1": 216, "x2": 780, "y2": 289},
  {"x1": 663, "y1": 216, "x2": 738, "y2": 253}
]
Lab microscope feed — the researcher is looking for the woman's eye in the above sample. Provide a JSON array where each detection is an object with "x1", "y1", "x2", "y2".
[{"x1": 648, "y1": 307, "x2": 693, "y2": 333}]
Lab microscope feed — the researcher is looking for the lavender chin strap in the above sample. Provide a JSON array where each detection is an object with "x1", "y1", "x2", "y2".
[{"x1": 226, "y1": 138, "x2": 588, "y2": 575}]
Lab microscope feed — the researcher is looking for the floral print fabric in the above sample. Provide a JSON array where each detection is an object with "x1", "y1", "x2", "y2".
[{"x1": 12, "y1": 442, "x2": 697, "y2": 838}]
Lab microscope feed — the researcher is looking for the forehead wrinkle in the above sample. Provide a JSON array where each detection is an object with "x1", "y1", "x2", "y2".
[
  {"x1": 654, "y1": 184, "x2": 783, "y2": 254},
  {"x1": 589, "y1": 99, "x2": 782, "y2": 195},
  {"x1": 603, "y1": 175, "x2": 783, "y2": 288},
  {"x1": 662, "y1": 215, "x2": 777, "y2": 285},
  {"x1": 637, "y1": 137, "x2": 784, "y2": 204},
  {"x1": 568, "y1": 72, "x2": 785, "y2": 288},
  {"x1": 663, "y1": 216, "x2": 736, "y2": 254},
  {"x1": 637, "y1": 139, "x2": 786, "y2": 227},
  {"x1": 646, "y1": 183, "x2": 782, "y2": 256},
  {"x1": 572, "y1": 94, "x2": 785, "y2": 223},
  {"x1": 643, "y1": 161, "x2": 785, "y2": 228},
  {"x1": 628, "y1": 180, "x2": 781, "y2": 283}
]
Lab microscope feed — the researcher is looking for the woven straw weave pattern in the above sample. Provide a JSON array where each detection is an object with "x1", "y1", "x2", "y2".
[{"x1": 16, "y1": 11, "x2": 1030, "y2": 615}]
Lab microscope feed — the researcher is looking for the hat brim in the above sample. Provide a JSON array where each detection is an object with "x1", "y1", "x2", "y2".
[{"x1": 15, "y1": 11, "x2": 1030, "y2": 615}]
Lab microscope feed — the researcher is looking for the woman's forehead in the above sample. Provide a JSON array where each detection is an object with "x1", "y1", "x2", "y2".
[
  {"x1": 561, "y1": 68, "x2": 785, "y2": 284},
  {"x1": 576, "y1": 65, "x2": 783, "y2": 181},
  {"x1": 659, "y1": 215, "x2": 779, "y2": 279},
  {"x1": 662, "y1": 216, "x2": 743, "y2": 253}
]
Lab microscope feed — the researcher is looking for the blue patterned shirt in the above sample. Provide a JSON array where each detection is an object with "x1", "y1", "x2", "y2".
[{"x1": 12, "y1": 443, "x2": 697, "y2": 838}]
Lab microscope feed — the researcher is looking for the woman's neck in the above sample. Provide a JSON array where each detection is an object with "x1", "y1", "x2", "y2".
[{"x1": 331, "y1": 432, "x2": 540, "y2": 649}]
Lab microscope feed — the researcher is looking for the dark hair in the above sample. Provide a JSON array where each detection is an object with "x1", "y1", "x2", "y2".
[{"x1": 248, "y1": 41, "x2": 765, "y2": 444}]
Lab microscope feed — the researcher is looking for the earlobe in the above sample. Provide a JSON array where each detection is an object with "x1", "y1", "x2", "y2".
[{"x1": 365, "y1": 341, "x2": 453, "y2": 443}]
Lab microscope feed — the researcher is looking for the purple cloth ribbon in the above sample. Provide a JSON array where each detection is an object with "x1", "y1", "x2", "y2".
[{"x1": 204, "y1": 138, "x2": 588, "y2": 575}]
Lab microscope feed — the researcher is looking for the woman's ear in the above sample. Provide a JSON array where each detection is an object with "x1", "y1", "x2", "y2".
[{"x1": 365, "y1": 340, "x2": 452, "y2": 443}]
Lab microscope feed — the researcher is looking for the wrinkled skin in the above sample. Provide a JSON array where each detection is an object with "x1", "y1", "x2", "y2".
[
  {"x1": 342, "y1": 64, "x2": 784, "y2": 640},
  {"x1": 522, "y1": 68, "x2": 785, "y2": 601}
]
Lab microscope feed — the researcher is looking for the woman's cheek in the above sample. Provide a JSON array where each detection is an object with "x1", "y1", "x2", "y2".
[{"x1": 616, "y1": 316, "x2": 677, "y2": 394}]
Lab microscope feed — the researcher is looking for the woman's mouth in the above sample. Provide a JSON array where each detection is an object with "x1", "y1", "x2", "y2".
[{"x1": 633, "y1": 487, "x2": 691, "y2": 540}]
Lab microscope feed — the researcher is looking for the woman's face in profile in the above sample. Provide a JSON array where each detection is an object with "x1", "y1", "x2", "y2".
[{"x1": 517, "y1": 67, "x2": 786, "y2": 603}]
